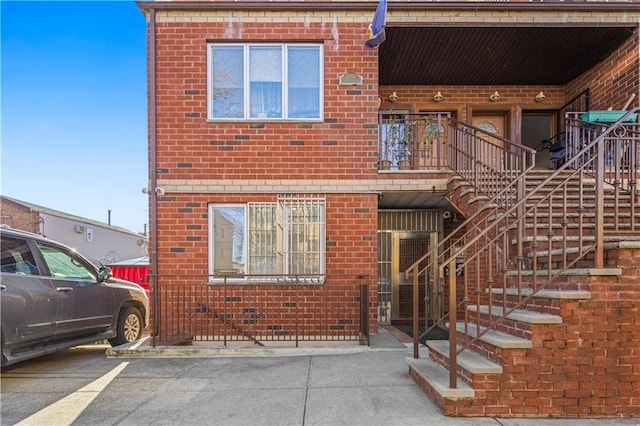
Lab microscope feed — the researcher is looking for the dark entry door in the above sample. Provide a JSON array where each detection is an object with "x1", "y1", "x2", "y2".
[
  {"x1": 522, "y1": 112, "x2": 555, "y2": 169},
  {"x1": 391, "y1": 232, "x2": 436, "y2": 324}
]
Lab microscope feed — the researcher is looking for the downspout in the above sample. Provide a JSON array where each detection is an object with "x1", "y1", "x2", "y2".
[{"x1": 148, "y1": 6, "x2": 159, "y2": 347}]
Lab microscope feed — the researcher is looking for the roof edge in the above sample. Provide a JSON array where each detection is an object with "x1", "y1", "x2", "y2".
[{"x1": 136, "y1": 1, "x2": 640, "y2": 13}]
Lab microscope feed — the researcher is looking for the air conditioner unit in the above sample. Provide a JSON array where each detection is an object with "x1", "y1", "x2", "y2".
[{"x1": 74, "y1": 225, "x2": 85, "y2": 233}]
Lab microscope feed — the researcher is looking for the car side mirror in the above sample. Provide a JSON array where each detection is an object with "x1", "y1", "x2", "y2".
[{"x1": 98, "y1": 266, "x2": 113, "y2": 282}]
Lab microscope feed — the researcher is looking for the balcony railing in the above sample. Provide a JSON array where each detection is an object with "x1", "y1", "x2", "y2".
[
  {"x1": 378, "y1": 112, "x2": 451, "y2": 171},
  {"x1": 377, "y1": 112, "x2": 536, "y2": 190}
]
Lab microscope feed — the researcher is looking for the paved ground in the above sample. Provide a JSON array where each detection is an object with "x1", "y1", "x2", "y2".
[{"x1": 1, "y1": 327, "x2": 637, "y2": 426}]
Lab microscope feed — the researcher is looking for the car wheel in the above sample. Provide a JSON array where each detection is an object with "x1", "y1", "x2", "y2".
[{"x1": 109, "y1": 307, "x2": 143, "y2": 347}]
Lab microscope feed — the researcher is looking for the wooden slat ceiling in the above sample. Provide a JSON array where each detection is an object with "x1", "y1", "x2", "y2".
[{"x1": 379, "y1": 26, "x2": 635, "y2": 86}]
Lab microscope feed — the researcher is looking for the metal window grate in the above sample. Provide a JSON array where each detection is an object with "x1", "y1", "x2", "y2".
[
  {"x1": 278, "y1": 194, "x2": 325, "y2": 282},
  {"x1": 247, "y1": 203, "x2": 277, "y2": 275}
]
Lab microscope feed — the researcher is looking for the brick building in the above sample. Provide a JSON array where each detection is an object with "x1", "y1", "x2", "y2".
[{"x1": 137, "y1": 0, "x2": 639, "y2": 417}]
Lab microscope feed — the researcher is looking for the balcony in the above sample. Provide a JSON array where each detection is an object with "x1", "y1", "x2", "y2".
[{"x1": 378, "y1": 112, "x2": 451, "y2": 172}]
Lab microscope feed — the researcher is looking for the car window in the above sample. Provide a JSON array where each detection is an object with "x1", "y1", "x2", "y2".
[
  {"x1": 36, "y1": 243, "x2": 97, "y2": 281},
  {"x1": 0, "y1": 236, "x2": 40, "y2": 275}
]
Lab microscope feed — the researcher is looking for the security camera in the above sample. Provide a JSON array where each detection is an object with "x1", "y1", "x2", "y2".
[
  {"x1": 155, "y1": 187, "x2": 165, "y2": 195},
  {"x1": 443, "y1": 211, "x2": 452, "y2": 219}
]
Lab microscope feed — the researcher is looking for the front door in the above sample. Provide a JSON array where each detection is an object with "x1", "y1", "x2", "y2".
[
  {"x1": 472, "y1": 112, "x2": 508, "y2": 170},
  {"x1": 472, "y1": 113, "x2": 506, "y2": 142},
  {"x1": 522, "y1": 112, "x2": 555, "y2": 169},
  {"x1": 391, "y1": 232, "x2": 438, "y2": 324}
]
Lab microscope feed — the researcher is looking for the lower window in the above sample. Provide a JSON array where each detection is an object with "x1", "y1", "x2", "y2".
[{"x1": 209, "y1": 194, "x2": 325, "y2": 282}]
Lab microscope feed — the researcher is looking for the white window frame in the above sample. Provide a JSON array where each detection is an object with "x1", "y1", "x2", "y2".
[
  {"x1": 207, "y1": 43, "x2": 324, "y2": 121},
  {"x1": 208, "y1": 196, "x2": 326, "y2": 283}
]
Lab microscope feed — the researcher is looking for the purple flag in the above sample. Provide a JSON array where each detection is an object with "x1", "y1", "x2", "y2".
[{"x1": 365, "y1": 0, "x2": 387, "y2": 49}]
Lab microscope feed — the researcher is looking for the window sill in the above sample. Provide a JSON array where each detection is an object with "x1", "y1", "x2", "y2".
[{"x1": 207, "y1": 276, "x2": 325, "y2": 286}]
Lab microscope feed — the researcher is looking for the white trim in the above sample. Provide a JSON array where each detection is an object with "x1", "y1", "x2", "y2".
[{"x1": 208, "y1": 42, "x2": 323, "y2": 121}]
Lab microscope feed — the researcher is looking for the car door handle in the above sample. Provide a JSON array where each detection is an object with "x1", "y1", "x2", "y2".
[{"x1": 56, "y1": 287, "x2": 74, "y2": 292}]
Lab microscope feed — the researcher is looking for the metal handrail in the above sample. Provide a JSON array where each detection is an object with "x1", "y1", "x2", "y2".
[{"x1": 408, "y1": 108, "x2": 640, "y2": 390}]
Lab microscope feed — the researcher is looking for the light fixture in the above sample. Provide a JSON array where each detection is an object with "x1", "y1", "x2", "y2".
[
  {"x1": 433, "y1": 91, "x2": 444, "y2": 102},
  {"x1": 489, "y1": 91, "x2": 501, "y2": 102},
  {"x1": 535, "y1": 91, "x2": 546, "y2": 102},
  {"x1": 388, "y1": 91, "x2": 398, "y2": 103}
]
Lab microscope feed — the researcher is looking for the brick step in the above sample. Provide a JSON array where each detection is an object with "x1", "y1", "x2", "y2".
[
  {"x1": 451, "y1": 321, "x2": 532, "y2": 365},
  {"x1": 423, "y1": 340, "x2": 503, "y2": 393},
  {"x1": 498, "y1": 212, "x2": 638, "y2": 222},
  {"x1": 407, "y1": 357, "x2": 475, "y2": 409},
  {"x1": 467, "y1": 304, "x2": 562, "y2": 324},
  {"x1": 522, "y1": 205, "x2": 637, "y2": 213},
  {"x1": 487, "y1": 288, "x2": 591, "y2": 315},
  {"x1": 521, "y1": 243, "x2": 595, "y2": 265},
  {"x1": 518, "y1": 239, "x2": 640, "y2": 268},
  {"x1": 426, "y1": 339, "x2": 503, "y2": 375},
  {"x1": 504, "y1": 267, "x2": 622, "y2": 291},
  {"x1": 466, "y1": 304, "x2": 562, "y2": 339},
  {"x1": 492, "y1": 213, "x2": 640, "y2": 229}
]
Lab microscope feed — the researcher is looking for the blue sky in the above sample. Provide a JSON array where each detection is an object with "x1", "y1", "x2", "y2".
[{"x1": 2, "y1": 1, "x2": 149, "y2": 234}]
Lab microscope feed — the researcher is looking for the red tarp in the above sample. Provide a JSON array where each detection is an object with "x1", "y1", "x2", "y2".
[{"x1": 108, "y1": 257, "x2": 149, "y2": 296}]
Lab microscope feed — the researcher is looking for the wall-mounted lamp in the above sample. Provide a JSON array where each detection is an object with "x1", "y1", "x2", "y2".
[
  {"x1": 535, "y1": 91, "x2": 546, "y2": 102},
  {"x1": 433, "y1": 91, "x2": 444, "y2": 102},
  {"x1": 489, "y1": 91, "x2": 501, "y2": 102},
  {"x1": 388, "y1": 91, "x2": 398, "y2": 103}
]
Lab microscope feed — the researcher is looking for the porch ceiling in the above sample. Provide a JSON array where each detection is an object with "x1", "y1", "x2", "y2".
[
  {"x1": 378, "y1": 192, "x2": 451, "y2": 210},
  {"x1": 379, "y1": 26, "x2": 635, "y2": 86}
]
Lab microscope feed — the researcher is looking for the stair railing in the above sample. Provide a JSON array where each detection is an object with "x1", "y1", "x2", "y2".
[
  {"x1": 407, "y1": 118, "x2": 537, "y2": 360},
  {"x1": 407, "y1": 108, "x2": 640, "y2": 390}
]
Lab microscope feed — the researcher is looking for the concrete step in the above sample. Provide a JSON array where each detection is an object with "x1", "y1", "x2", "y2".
[
  {"x1": 426, "y1": 340, "x2": 502, "y2": 374},
  {"x1": 454, "y1": 321, "x2": 532, "y2": 349},
  {"x1": 519, "y1": 235, "x2": 640, "y2": 244},
  {"x1": 407, "y1": 356, "x2": 475, "y2": 399},
  {"x1": 505, "y1": 267, "x2": 622, "y2": 277},
  {"x1": 467, "y1": 305, "x2": 562, "y2": 325},
  {"x1": 489, "y1": 288, "x2": 591, "y2": 301}
]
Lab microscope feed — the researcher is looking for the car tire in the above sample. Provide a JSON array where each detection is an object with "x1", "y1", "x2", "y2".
[{"x1": 109, "y1": 307, "x2": 143, "y2": 347}]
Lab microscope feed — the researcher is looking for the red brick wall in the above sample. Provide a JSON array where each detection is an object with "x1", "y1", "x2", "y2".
[
  {"x1": 0, "y1": 199, "x2": 40, "y2": 233},
  {"x1": 154, "y1": 193, "x2": 377, "y2": 278},
  {"x1": 153, "y1": 20, "x2": 379, "y2": 181},
  {"x1": 150, "y1": 17, "x2": 380, "y2": 338},
  {"x1": 379, "y1": 85, "x2": 566, "y2": 123},
  {"x1": 152, "y1": 192, "x2": 378, "y2": 340},
  {"x1": 566, "y1": 29, "x2": 639, "y2": 111}
]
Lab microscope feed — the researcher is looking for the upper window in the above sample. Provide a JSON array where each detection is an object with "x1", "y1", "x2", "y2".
[
  {"x1": 209, "y1": 195, "x2": 326, "y2": 282},
  {"x1": 208, "y1": 44, "x2": 323, "y2": 120}
]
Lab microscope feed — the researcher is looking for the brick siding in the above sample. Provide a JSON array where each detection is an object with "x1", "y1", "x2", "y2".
[{"x1": 0, "y1": 199, "x2": 40, "y2": 233}]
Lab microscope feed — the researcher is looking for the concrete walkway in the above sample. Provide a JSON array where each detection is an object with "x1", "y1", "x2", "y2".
[{"x1": 106, "y1": 327, "x2": 637, "y2": 426}]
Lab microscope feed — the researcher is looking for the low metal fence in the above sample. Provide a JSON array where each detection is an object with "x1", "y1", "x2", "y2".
[{"x1": 149, "y1": 273, "x2": 371, "y2": 347}]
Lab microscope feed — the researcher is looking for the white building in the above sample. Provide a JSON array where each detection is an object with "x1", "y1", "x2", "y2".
[{"x1": 0, "y1": 196, "x2": 148, "y2": 265}]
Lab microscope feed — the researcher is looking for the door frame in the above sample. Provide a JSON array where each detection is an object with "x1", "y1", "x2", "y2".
[
  {"x1": 391, "y1": 231, "x2": 439, "y2": 324},
  {"x1": 467, "y1": 104, "x2": 521, "y2": 144}
]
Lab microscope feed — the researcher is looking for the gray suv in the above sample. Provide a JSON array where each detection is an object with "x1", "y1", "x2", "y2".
[{"x1": 1, "y1": 226, "x2": 149, "y2": 366}]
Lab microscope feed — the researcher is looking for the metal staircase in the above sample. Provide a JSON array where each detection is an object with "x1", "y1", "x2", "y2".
[{"x1": 405, "y1": 109, "x2": 640, "y2": 416}]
